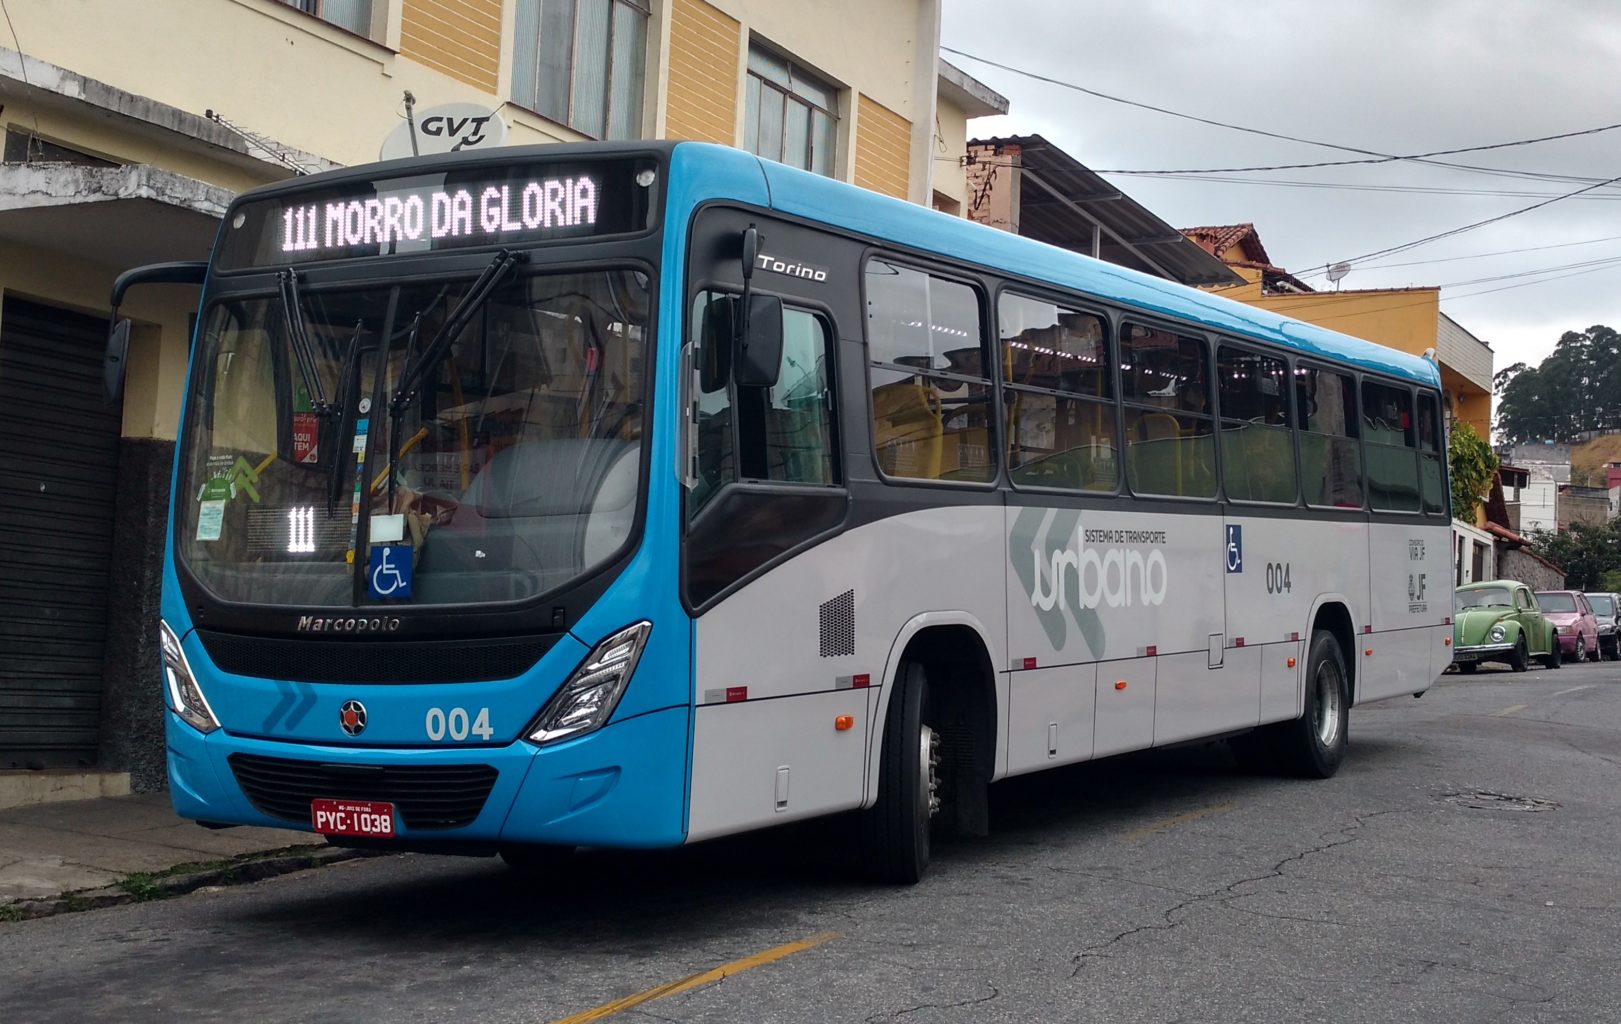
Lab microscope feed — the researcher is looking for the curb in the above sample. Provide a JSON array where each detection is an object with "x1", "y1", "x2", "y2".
[{"x1": 0, "y1": 845, "x2": 387, "y2": 922}]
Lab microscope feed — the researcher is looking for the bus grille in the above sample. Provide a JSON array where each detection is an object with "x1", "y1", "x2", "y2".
[
  {"x1": 229, "y1": 754, "x2": 499, "y2": 831},
  {"x1": 196, "y1": 630, "x2": 557, "y2": 684}
]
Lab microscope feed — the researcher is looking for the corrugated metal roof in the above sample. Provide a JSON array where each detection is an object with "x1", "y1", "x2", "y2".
[{"x1": 971, "y1": 135, "x2": 1244, "y2": 288}]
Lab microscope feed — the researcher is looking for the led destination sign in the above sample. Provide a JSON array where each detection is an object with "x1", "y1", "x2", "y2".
[
  {"x1": 278, "y1": 176, "x2": 600, "y2": 255},
  {"x1": 217, "y1": 158, "x2": 656, "y2": 270}
]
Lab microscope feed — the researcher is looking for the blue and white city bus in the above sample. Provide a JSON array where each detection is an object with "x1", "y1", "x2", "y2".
[{"x1": 108, "y1": 141, "x2": 1453, "y2": 883}]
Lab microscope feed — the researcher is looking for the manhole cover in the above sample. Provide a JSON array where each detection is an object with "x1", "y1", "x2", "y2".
[{"x1": 1444, "y1": 790, "x2": 1558, "y2": 812}]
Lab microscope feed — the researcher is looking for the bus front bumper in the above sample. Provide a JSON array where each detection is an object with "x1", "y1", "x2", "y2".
[{"x1": 165, "y1": 704, "x2": 690, "y2": 849}]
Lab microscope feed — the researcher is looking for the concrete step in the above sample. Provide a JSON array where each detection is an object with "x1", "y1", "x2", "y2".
[{"x1": 0, "y1": 770, "x2": 132, "y2": 812}]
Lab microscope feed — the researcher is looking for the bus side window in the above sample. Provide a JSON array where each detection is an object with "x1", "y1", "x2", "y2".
[
  {"x1": 1363, "y1": 379, "x2": 1420, "y2": 512},
  {"x1": 1217, "y1": 344, "x2": 1296, "y2": 504},
  {"x1": 689, "y1": 292, "x2": 837, "y2": 507},
  {"x1": 1297, "y1": 365, "x2": 1363, "y2": 509},
  {"x1": 865, "y1": 259, "x2": 994, "y2": 483},
  {"x1": 1417, "y1": 391, "x2": 1445, "y2": 514},
  {"x1": 1119, "y1": 323, "x2": 1215, "y2": 499}
]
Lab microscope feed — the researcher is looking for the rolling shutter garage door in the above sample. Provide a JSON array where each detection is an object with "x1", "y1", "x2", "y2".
[{"x1": 0, "y1": 297, "x2": 124, "y2": 767}]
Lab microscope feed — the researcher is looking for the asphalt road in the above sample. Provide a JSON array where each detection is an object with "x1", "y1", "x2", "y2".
[{"x1": 4, "y1": 658, "x2": 1619, "y2": 1024}]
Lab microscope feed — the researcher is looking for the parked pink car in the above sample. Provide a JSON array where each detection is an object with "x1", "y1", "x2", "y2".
[{"x1": 1535, "y1": 591, "x2": 1601, "y2": 662}]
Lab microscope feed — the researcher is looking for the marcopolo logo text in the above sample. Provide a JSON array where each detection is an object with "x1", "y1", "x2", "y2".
[{"x1": 296, "y1": 616, "x2": 403, "y2": 634}]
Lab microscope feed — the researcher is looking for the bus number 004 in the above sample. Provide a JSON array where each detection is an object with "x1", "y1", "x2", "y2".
[
  {"x1": 1265, "y1": 562, "x2": 1292, "y2": 594},
  {"x1": 424, "y1": 707, "x2": 493, "y2": 741}
]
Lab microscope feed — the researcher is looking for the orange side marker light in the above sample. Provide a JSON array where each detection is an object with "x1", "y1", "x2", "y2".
[
  {"x1": 1287, "y1": 657, "x2": 1297, "y2": 668},
  {"x1": 834, "y1": 715, "x2": 854, "y2": 731},
  {"x1": 1364, "y1": 648, "x2": 1373, "y2": 657},
  {"x1": 1444, "y1": 637, "x2": 1452, "y2": 646},
  {"x1": 1114, "y1": 680, "x2": 1127, "y2": 691}
]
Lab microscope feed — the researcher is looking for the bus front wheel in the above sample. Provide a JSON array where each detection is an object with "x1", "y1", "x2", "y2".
[
  {"x1": 1278, "y1": 629, "x2": 1349, "y2": 779},
  {"x1": 860, "y1": 661, "x2": 939, "y2": 884}
]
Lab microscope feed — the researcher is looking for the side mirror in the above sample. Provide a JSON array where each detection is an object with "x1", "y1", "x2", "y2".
[
  {"x1": 104, "y1": 318, "x2": 133, "y2": 404},
  {"x1": 735, "y1": 293, "x2": 783, "y2": 389}
]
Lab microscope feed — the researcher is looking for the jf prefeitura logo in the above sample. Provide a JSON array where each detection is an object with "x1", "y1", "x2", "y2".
[{"x1": 1009, "y1": 508, "x2": 1170, "y2": 658}]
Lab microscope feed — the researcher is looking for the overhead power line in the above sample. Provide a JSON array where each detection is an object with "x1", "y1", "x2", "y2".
[
  {"x1": 1088, "y1": 120, "x2": 1621, "y2": 176},
  {"x1": 941, "y1": 46, "x2": 1621, "y2": 191}
]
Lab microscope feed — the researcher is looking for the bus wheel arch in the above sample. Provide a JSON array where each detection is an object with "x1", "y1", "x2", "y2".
[
  {"x1": 1309, "y1": 599, "x2": 1357, "y2": 709},
  {"x1": 869, "y1": 621, "x2": 998, "y2": 843}
]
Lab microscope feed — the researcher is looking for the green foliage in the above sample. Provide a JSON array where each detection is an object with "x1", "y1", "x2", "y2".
[
  {"x1": 1448, "y1": 422, "x2": 1497, "y2": 522},
  {"x1": 1494, "y1": 324, "x2": 1621, "y2": 444},
  {"x1": 1530, "y1": 520, "x2": 1621, "y2": 590}
]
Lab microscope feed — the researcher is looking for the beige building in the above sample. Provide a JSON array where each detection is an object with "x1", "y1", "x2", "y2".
[{"x1": 0, "y1": 0, "x2": 997, "y2": 785}]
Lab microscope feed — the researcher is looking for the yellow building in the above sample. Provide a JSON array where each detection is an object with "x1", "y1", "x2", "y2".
[
  {"x1": 1184, "y1": 225, "x2": 1494, "y2": 439},
  {"x1": 0, "y1": 0, "x2": 994, "y2": 788}
]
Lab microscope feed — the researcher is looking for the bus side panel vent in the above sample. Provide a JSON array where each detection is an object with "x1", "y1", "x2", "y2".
[{"x1": 819, "y1": 589, "x2": 856, "y2": 658}]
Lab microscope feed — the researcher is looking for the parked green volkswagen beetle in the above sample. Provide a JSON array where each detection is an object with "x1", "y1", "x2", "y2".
[{"x1": 1453, "y1": 580, "x2": 1560, "y2": 673}]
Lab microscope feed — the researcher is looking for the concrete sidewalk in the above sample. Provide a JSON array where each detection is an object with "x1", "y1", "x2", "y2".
[{"x1": 0, "y1": 794, "x2": 327, "y2": 914}]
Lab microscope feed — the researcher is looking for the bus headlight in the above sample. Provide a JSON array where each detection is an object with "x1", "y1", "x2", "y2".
[
  {"x1": 1489, "y1": 625, "x2": 1506, "y2": 643},
  {"x1": 160, "y1": 620, "x2": 219, "y2": 733},
  {"x1": 527, "y1": 622, "x2": 651, "y2": 745}
]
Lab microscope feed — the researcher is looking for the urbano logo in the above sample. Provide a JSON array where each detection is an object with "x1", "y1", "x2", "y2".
[{"x1": 1009, "y1": 508, "x2": 1170, "y2": 656}]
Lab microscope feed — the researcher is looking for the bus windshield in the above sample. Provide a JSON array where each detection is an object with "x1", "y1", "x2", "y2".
[{"x1": 176, "y1": 267, "x2": 649, "y2": 608}]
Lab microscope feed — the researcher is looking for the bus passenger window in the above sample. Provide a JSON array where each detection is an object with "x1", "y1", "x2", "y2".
[
  {"x1": 999, "y1": 293, "x2": 1116, "y2": 491},
  {"x1": 1296, "y1": 366, "x2": 1363, "y2": 509},
  {"x1": 1120, "y1": 324, "x2": 1214, "y2": 498},
  {"x1": 1362, "y1": 379, "x2": 1420, "y2": 512},
  {"x1": 865, "y1": 259, "x2": 993, "y2": 482},
  {"x1": 1217, "y1": 345, "x2": 1296, "y2": 504},
  {"x1": 1417, "y1": 392, "x2": 1444, "y2": 514}
]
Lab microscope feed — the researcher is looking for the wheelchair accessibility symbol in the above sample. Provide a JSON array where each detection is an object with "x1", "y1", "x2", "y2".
[
  {"x1": 1225, "y1": 525, "x2": 1243, "y2": 574},
  {"x1": 369, "y1": 545, "x2": 413, "y2": 600}
]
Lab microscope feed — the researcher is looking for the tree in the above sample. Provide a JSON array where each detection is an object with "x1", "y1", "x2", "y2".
[
  {"x1": 1529, "y1": 520, "x2": 1621, "y2": 590},
  {"x1": 1448, "y1": 422, "x2": 1497, "y2": 523},
  {"x1": 1494, "y1": 325, "x2": 1621, "y2": 444}
]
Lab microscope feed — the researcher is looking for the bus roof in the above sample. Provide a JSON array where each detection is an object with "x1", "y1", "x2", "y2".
[{"x1": 680, "y1": 143, "x2": 1441, "y2": 389}]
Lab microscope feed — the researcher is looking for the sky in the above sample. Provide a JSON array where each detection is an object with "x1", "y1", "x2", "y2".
[{"x1": 938, "y1": 0, "x2": 1621, "y2": 379}]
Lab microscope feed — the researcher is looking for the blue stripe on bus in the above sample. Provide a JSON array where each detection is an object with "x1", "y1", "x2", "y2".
[{"x1": 667, "y1": 142, "x2": 1440, "y2": 389}]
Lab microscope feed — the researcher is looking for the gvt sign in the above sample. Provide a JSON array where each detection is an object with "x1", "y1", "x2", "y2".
[{"x1": 380, "y1": 103, "x2": 509, "y2": 161}]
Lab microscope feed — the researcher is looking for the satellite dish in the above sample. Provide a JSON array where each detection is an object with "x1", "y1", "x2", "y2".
[{"x1": 1325, "y1": 262, "x2": 1351, "y2": 288}]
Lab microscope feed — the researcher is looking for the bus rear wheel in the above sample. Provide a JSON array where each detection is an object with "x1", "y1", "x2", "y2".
[
  {"x1": 860, "y1": 661, "x2": 939, "y2": 884},
  {"x1": 1276, "y1": 629, "x2": 1349, "y2": 779}
]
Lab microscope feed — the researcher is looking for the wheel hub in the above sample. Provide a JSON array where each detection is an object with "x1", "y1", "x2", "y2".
[
  {"x1": 919, "y1": 725, "x2": 941, "y2": 818},
  {"x1": 1313, "y1": 662, "x2": 1343, "y2": 748}
]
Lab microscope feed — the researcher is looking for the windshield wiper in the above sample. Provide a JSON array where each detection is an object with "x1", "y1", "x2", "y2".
[
  {"x1": 391, "y1": 250, "x2": 527, "y2": 415},
  {"x1": 384, "y1": 250, "x2": 526, "y2": 508},
  {"x1": 277, "y1": 269, "x2": 333, "y2": 418},
  {"x1": 325, "y1": 319, "x2": 367, "y2": 515}
]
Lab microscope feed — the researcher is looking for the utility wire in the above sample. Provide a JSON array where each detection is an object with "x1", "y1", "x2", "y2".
[
  {"x1": 1301, "y1": 234, "x2": 1621, "y2": 276},
  {"x1": 943, "y1": 46, "x2": 1621, "y2": 191},
  {"x1": 1326, "y1": 168, "x2": 1621, "y2": 268},
  {"x1": 1089, "y1": 121, "x2": 1621, "y2": 176}
]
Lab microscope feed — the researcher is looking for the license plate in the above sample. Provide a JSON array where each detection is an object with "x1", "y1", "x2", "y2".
[{"x1": 311, "y1": 798, "x2": 396, "y2": 838}]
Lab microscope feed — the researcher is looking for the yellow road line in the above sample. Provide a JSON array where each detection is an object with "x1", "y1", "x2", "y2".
[
  {"x1": 1491, "y1": 704, "x2": 1528, "y2": 718},
  {"x1": 549, "y1": 931, "x2": 839, "y2": 1024},
  {"x1": 1120, "y1": 801, "x2": 1236, "y2": 843}
]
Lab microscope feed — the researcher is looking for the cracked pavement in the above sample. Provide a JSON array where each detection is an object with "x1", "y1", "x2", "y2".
[{"x1": 3, "y1": 658, "x2": 1620, "y2": 1023}]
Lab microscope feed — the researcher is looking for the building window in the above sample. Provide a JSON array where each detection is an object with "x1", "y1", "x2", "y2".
[
  {"x1": 276, "y1": 0, "x2": 374, "y2": 38},
  {"x1": 745, "y1": 45, "x2": 838, "y2": 176},
  {"x1": 513, "y1": 0, "x2": 649, "y2": 140}
]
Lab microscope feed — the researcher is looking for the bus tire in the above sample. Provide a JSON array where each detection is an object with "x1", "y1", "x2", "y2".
[
  {"x1": 860, "y1": 661, "x2": 938, "y2": 884},
  {"x1": 1277, "y1": 629, "x2": 1349, "y2": 779},
  {"x1": 498, "y1": 843, "x2": 577, "y2": 874}
]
